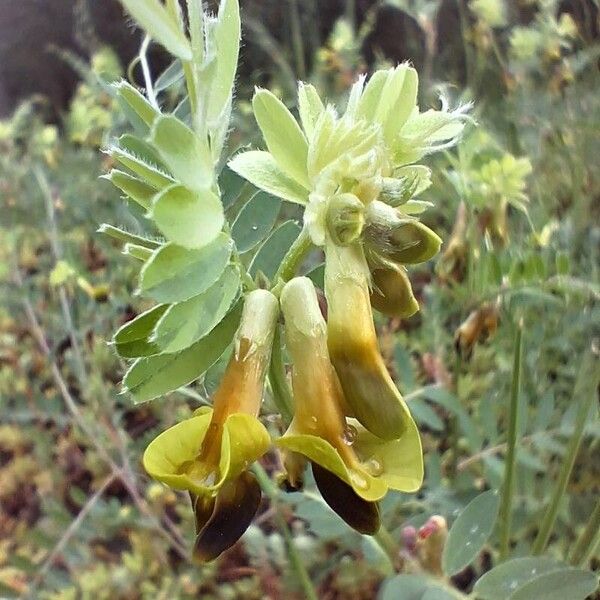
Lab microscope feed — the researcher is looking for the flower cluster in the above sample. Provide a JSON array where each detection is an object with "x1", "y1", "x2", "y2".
[{"x1": 142, "y1": 66, "x2": 469, "y2": 560}]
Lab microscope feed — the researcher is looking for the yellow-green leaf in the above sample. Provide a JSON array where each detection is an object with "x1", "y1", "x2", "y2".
[
  {"x1": 119, "y1": 0, "x2": 192, "y2": 60},
  {"x1": 150, "y1": 115, "x2": 213, "y2": 191},
  {"x1": 297, "y1": 82, "x2": 324, "y2": 140},
  {"x1": 252, "y1": 89, "x2": 310, "y2": 188},
  {"x1": 151, "y1": 184, "x2": 224, "y2": 249},
  {"x1": 151, "y1": 265, "x2": 240, "y2": 353},
  {"x1": 113, "y1": 304, "x2": 168, "y2": 358},
  {"x1": 207, "y1": 0, "x2": 241, "y2": 123},
  {"x1": 124, "y1": 302, "x2": 242, "y2": 402},
  {"x1": 228, "y1": 151, "x2": 309, "y2": 205},
  {"x1": 114, "y1": 80, "x2": 161, "y2": 128},
  {"x1": 103, "y1": 170, "x2": 156, "y2": 210},
  {"x1": 139, "y1": 233, "x2": 232, "y2": 302}
]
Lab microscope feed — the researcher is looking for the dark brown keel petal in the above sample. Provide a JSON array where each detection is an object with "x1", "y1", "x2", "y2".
[
  {"x1": 193, "y1": 471, "x2": 262, "y2": 563},
  {"x1": 312, "y1": 462, "x2": 381, "y2": 535},
  {"x1": 190, "y1": 492, "x2": 216, "y2": 534}
]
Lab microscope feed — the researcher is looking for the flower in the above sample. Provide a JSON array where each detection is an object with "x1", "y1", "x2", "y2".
[
  {"x1": 277, "y1": 277, "x2": 423, "y2": 533},
  {"x1": 143, "y1": 289, "x2": 279, "y2": 562},
  {"x1": 324, "y1": 242, "x2": 417, "y2": 440}
]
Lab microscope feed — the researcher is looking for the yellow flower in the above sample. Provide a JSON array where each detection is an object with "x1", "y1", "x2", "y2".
[
  {"x1": 143, "y1": 289, "x2": 279, "y2": 561},
  {"x1": 324, "y1": 242, "x2": 418, "y2": 440},
  {"x1": 277, "y1": 277, "x2": 423, "y2": 533}
]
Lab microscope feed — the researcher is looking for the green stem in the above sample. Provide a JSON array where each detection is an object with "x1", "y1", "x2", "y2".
[
  {"x1": 288, "y1": 0, "x2": 306, "y2": 80},
  {"x1": 532, "y1": 349, "x2": 600, "y2": 555},
  {"x1": 373, "y1": 527, "x2": 399, "y2": 573},
  {"x1": 489, "y1": 30, "x2": 508, "y2": 73},
  {"x1": 448, "y1": 351, "x2": 463, "y2": 481},
  {"x1": 268, "y1": 325, "x2": 294, "y2": 423},
  {"x1": 570, "y1": 499, "x2": 600, "y2": 567},
  {"x1": 252, "y1": 464, "x2": 319, "y2": 600},
  {"x1": 498, "y1": 321, "x2": 523, "y2": 561},
  {"x1": 273, "y1": 227, "x2": 313, "y2": 285},
  {"x1": 346, "y1": 0, "x2": 356, "y2": 33},
  {"x1": 456, "y1": 0, "x2": 474, "y2": 87}
]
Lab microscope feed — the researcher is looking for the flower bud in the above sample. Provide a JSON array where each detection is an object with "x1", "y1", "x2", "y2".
[
  {"x1": 324, "y1": 242, "x2": 415, "y2": 440},
  {"x1": 364, "y1": 201, "x2": 442, "y2": 264},
  {"x1": 326, "y1": 193, "x2": 365, "y2": 246},
  {"x1": 379, "y1": 165, "x2": 431, "y2": 207},
  {"x1": 454, "y1": 302, "x2": 499, "y2": 359},
  {"x1": 416, "y1": 515, "x2": 448, "y2": 575},
  {"x1": 369, "y1": 265, "x2": 419, "y2": 319}
]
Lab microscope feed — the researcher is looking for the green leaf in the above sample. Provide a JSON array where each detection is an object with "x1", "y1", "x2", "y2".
[
  {"x1": 118, "y1": 134, "x2": 167, "y2": 169},
  {"x1": 150, "y1": 115, "x2": 213, "y2": 191},
  {"x1": 228, "y1": 151, "x2": 309, "y2": 205},
  {"x1": 207, "y1": 0, "x2": 241, "y2": 123},
  {"x1": 252, "y1": 89, "x2": 310, "y2": 188},
  {"x1": 508, "y1": 568, "x2": 598, "y2": 600},
  {"x1": 110, "y1": 146, "x2": 174, "y2": 189},
  {"x1": 409, "y1": 398, "x2": 445, "y2": 431},
  {"x1": 113, "y1": 304, "x2": 168, "y2": 358},
  {"x1": 151, "y1": 265, "x2": 240, "y2": 353},
  {"x1": 123, "y1": 302, "x2": 242, "y2": 403},
  {"x1": 219, "y1": 165, "x2": 247, "y2": 209},
  {"x1": 154, "y1": 60, "x2": 184, "y2": 93},
  {"x1": 114, "y1": 81, "x2": 161, "y2": 127},
  {"x1": 104, "y1": 169, "x2": 156, "y2": 209},
  {"x1": 249, "y1": 220, "x2": 301, "y2": 280},
  {"x1": 442, "y1": 489, "x2": 500, "y2": 576},
  {"x1": 119, "y1": 0, "x2": 192, "y2": 60},
  {"x1": 139, "y1": 233, "x2": 232, "y2": 302},
  {"x1": 305, "y1": 263, "x2": 325, "y2": 288},
  {"x1": 419, "y1": 386, "x2": 482, "y2": 451},
  {"x1": 380, "y1": 575, "x2": 454, "y2": 600},
  {"x1": 297, "y1": 82, "x2": 324, "y2": 139},
  {"x1": 151, "y1": 184, "x2": 224, "y2": 249},
  {"x1": 98, "y1": 224, "x2": 161, "y2": 249},
  {"x1": 124, "y1": 243, "x2": 154, "y2": 261},
  {"x1": 473, "y1": 557, "x2": 564, "y2": 600},
  {"x1": 231, "y1": 192, "x2": 281, "y2": 253}
]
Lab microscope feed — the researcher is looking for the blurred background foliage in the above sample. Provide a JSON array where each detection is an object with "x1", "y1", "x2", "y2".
[{"x1": 0, "y1": 0, "x2": 598, "y2": 598}]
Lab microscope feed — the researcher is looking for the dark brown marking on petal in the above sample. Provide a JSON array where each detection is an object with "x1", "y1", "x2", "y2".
[
  {"x1": 311, "y1": 462, "x2": 381, "y2": 535},
  {"x1": 193, "y1": 471, "x2": 262, "y2": 563}
]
